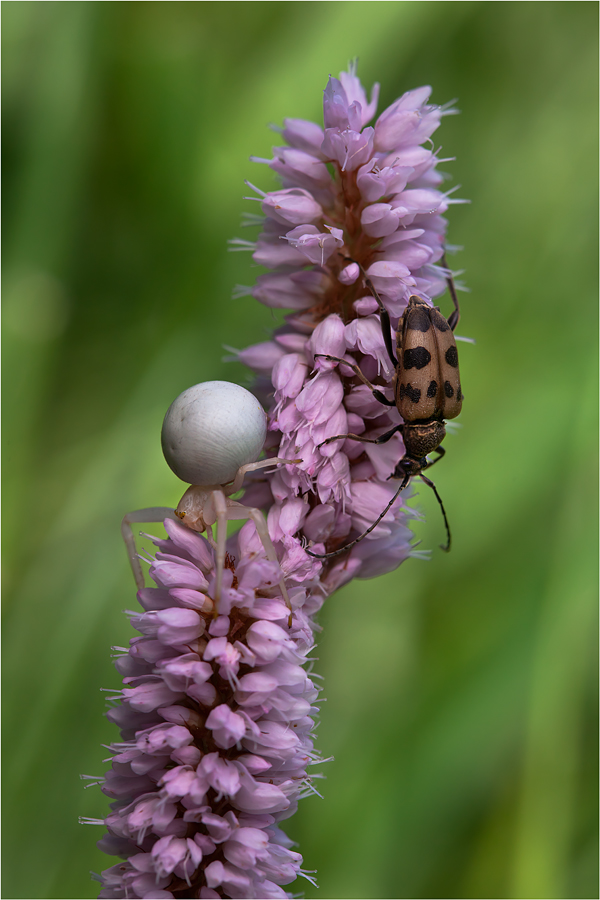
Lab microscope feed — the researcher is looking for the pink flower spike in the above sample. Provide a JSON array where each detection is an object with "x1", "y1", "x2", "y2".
[
  {"x1": 268, "y1": 147, "x2": 331, "y2": 191},
  {"x1": 366, "y1": 259, "x2": 416, "y2": 304},
  {"x1": 361, "y1": 202, "x2": 402, "y2": 238},
  {"x1": 339, "y1": 64, "x2": 380, "y2": 126},
  {"x1": 223, "y1": 827, "x2": 269, "y2": 869},
  {"x1": 322, "y1": 76, "x2": 358, "y2": 130},
  {"x1": 205, "y1": 706, "x2": 246, "y2": 750},
  {"x1": 281, "y1": 117, "x2": 325, "y2": 156},
  {"x1": 262, "y1": 188, "x2": 323, "y2": 226},
  {"x1": 236, "y1": 340, "x2": 286, "y2": 372},
  {"x1": 282, "y1": 224, "x2": 344, "y2": 266},
  {"x1": 200, "y1": 752, "x2": 242, "y2": 795},
  {"x1": 96, "y1": 61, "x2": 464, "y2": 900},
  {"x1": 155, "y1": 608, "x2": 204, "y2": 646},
  {"x1": 151, "y1": 835, "x2": 188, "y2": 878},
  {"x1": 309, "y1": 313, "x2": 347, "y2": 360},
  {"x1": 121, "y1": 681, "x2": 184, "y2": 713},
  {"x1": 338, "y1": 262, "x2": 360, "y2": 284},
  {"x1": 322, "y1": 126, "x2": 374, "y2": 172}
]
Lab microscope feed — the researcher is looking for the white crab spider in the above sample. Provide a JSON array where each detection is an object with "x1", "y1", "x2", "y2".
[{"x1": 122, "y1": 381, "x2": 300, "y2": 614}]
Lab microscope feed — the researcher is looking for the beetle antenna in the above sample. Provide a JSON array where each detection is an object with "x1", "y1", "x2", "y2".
[
  {"x1": 440, "y1": 251, "x2": 460, "y2": 330},
  {"x1": 419, "y1": 472, "x2": 451, "y2": 552},
  {"x1": 344, "y1": 257, "x2": 387, "y2": 314},
  {"x1": 306, "y1": 474, "x2": 410, "y2": 560}
]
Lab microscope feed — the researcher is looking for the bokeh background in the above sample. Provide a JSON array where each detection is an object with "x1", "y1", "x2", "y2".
[{"x1": 2, "y1": 3, "x2": 597, "y2": 899}]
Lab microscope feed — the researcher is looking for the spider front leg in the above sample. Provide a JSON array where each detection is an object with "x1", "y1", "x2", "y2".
[
  {"x1": 226, "y1": 456, "x2": 301, "y2": 494},
  {"x1": 203, "y1": 489, "x2": 229, "y2": 610},
  {"x1": 122, "y1": 507, "x2": 181, "y2": 590},
  {"x1": 209, "y1": 491, "x2": 293, "y2": 618}
]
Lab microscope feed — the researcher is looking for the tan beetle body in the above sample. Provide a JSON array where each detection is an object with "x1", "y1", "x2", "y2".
[
  {"x1": 307, "y1": 256, "x2": 464, "y2": 559},
  {"x1": 393, "y1": 294, "x2": 462, "y2": 460}
]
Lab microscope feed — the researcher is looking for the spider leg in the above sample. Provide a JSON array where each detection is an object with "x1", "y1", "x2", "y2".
[
  {"x1": 121, "y1": 507, "x2": 180, "y2": 590},
  {"x1": 227, "y1": 456, "x2": 302, "y2": 494},
  {"x1": 204, "y1": 523, "x2": 217, "y2": 550},
  {"x1": 246, "y1": 508, "x2": 292, "y2": 617},
  {"x1": 206, "y1": 489, "x2": 229, "y2": 609}
]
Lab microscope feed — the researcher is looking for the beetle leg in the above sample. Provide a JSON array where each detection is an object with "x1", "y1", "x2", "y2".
[
  {"x1": 306, "y1": 473, "x2": 411, "y2": 560},
  {"x1": 121, "y1": 507, "x2": 181, "y2": 590},
  {"x1": 419, "y1": 472, "x2": 451, "y2": 552},
  {"x1": 423, "y1": 444, "x2": 446, "y2": 470},
  {"x1": 362, "y1": 275, "x2": 398, "y2": 368},
  {"x1": 318, "y1": 424, "x2": 402, "y2": 449},
  {"x1": 342, "y1": 257, "x2": 398, "y2": 368},
  {"x1": 441, "y1": 252, "x2": 460, "y2": 331},
  {"x1": 314, "y1": 354, "x2": 395, "y2": 407}
]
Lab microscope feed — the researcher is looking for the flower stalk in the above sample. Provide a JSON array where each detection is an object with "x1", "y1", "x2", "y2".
[{"x1": 94, "y1": 63, "x2": 462, "y2": 899}]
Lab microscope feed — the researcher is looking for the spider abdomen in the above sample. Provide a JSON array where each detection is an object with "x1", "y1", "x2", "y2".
[{"x1": 161, "y1": 381, "x2": 267, "y2": 486}]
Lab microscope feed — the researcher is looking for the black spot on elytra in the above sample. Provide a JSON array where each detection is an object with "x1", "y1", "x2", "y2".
[
  {"x1": 407, "y1": 307, "x2": 431, "y2": 332},
  {"x1": 431, "y1": 309, "x2": 450, "y2": 332},
  {"x1": 403, "y1": 346, "x2": 431, "y2": 370},
  {"x1": 427, "y1": 380, "x2": 438, "y2": 398},
  {"x1": 457, "y1": 385, "x2": 463, "y2": 402},
  {"x1": 444, "y1": 381, "x2": 455, "y2": 398},
  {"x1": 444, "y1": 346, "x2": 458, "y2": 367},
  {"x1": 400, "y1": 383, "x2": 422, "y2": 403}
]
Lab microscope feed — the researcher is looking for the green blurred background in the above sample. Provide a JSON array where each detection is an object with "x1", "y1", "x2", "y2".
[{"x1": 2, "y1": 3, "x2": 597, "y2": 898}]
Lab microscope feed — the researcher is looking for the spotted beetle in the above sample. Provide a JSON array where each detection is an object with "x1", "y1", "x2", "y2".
[{"x1": 307, "y1": 257, "x2": 462, "y2": 559}]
